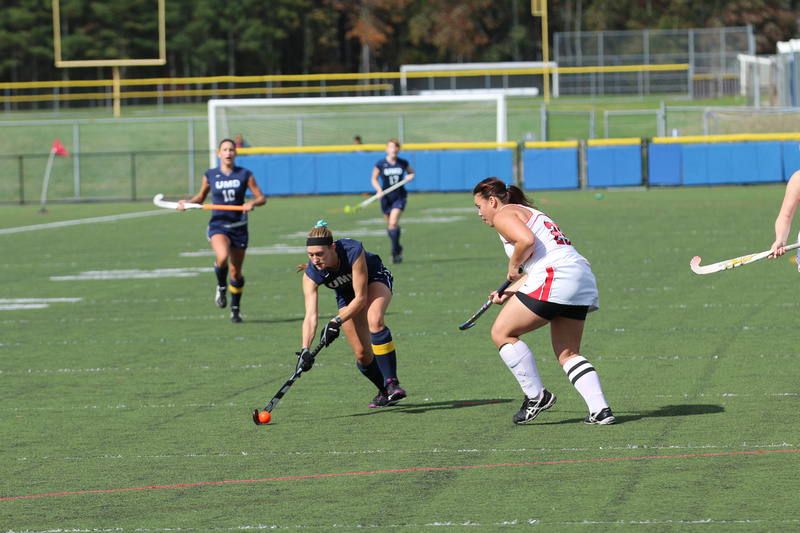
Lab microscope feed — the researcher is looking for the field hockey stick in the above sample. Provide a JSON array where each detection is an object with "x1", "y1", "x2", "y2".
[
  {"x1": 252, "y1": 339, "x2": 327, "y2": 425},
  {"x1": 690, "y1": 242, "x2": 800, "y2": 275},
  {"x1": 459, "y1": 279, "x2": 512, "y2": 331},
  {"x1": 153, "y1": 194, "x2": 246, "y2": 211},
  {"x1": 344, "y1": 175, "x2": 413, "y2": 215}
]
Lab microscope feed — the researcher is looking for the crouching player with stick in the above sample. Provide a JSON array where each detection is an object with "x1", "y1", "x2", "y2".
[
  {"x1": 472, "y1": 177, "x2": 615, "y2": 425},
  {"x1": 297, "y1": 221, "x2": 407, "y2": 408}
]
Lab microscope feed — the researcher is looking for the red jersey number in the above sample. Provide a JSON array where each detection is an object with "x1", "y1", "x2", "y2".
[{"x1": 544, "y1": 221, "x2": 571, "y2": 245}]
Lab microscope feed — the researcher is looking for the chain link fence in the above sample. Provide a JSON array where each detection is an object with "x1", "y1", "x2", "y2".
[{"x1": 554, "y1": 26, "x2": 754, "y2": 97}]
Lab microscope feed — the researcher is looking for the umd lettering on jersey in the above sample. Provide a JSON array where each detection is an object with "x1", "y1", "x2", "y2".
[
  {"x1": 383, "y1": 167, "x2": 404, "y2": 177},
  {"x1": 325, "y1": 274, "x2": 352, "y2": 289},
  {"x1": 215, "y1": 179, "x2": 242, "y2": 189}
]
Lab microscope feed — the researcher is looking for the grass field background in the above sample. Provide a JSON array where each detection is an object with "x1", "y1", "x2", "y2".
[{"x1": 2, "y1": 184, "x2": 799, "y2": 530}]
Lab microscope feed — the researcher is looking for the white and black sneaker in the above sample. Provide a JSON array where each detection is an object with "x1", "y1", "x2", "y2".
[
  {"x1": 230, "y1": 306, "x2": 242, "y2": 323},
  {"x1": 584, "y1": 407, "x2": 616, "y2": 425},
  {"x1": 512, "y1": 389, "x2": 556, "y2": 425},
  {"x1": 215, "y1": 286, "x2": 227, "y2": 308}
]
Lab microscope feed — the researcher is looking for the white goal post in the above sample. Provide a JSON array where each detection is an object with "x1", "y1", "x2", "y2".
[{"x1": 207, "y1": 94, "x2": 508, "y2": 168}]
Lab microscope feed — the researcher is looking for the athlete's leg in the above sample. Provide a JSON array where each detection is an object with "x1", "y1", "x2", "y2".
[
  {"x1": 385, "y1": 208, "x2": 403, "y2": 260},
  {"x1": 386, "y1": 208, "x2": 402, "y2": 231},
  {"x1": 551, "y1": 316, "x2": 612, "y2": 419},
  {"x1": 210, "y1": 234, "x2": 231, "y2": 308},
  {"x1": 227, "y1": 246, "x2": 246, "y2": 312},
  {"x1": 491, "y1": 295, "x2": 550, "y2": 348},
  {"x1": 492, "y1": 297, "x2": 551, "y2": 409},
  {"x1": 210, "y1": 233, "x2": 231, "y2": 270},
  {"x1": 228, "y1": 246, "x2": 245, "y2": 282},
  {"x1": 343, "y1": 310, "x2": 386, "y2": 395},
  {"x1": 365, "y1": 283, "x2": 402, "y2": 393}
]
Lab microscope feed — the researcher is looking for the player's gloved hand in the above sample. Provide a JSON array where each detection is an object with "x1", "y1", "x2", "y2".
[
  {"x1": 296, "y1": 348, "x2": 314, "y2": 372},
  {"x1": 320, "y1": 318, "x2": 341, "y2": 347}
]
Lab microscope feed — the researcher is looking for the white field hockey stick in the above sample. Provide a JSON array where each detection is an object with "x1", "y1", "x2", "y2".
[
  {"x1": 153, "y1": 193, "x2": 246, "y2": 212},
  {"x1": 690, "y1": 242, "x2": 800, "y2": 275},
  {"x1": 344, "y1": 175, "x2": 413, "y2": 215},
  {"x1": 459, "y1": 280, "x2": 512, "y2": 330}
]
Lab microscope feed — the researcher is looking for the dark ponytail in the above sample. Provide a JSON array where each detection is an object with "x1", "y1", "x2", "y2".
[{"x1": 472, "y1": 177, "x2": 533, "y2": 207}]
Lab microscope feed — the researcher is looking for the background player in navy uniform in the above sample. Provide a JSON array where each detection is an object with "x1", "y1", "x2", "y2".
[
  {"x1": 296, "y1": 221, "x2": 406, "y2": 408},
  {"x1": 371, "y1": 138, "x2": 415, "y2": 263},
  {"x1": 180, "y1": 138, "x2": 266, "y2": 323}
]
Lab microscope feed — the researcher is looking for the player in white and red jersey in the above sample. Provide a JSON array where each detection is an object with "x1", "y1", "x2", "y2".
[
  {"x1": 770, "y1": 145, "x2": 800, "y2": 271},
  {"x1": 473, "y1": 177, "x2": 615, "y2": 426}
]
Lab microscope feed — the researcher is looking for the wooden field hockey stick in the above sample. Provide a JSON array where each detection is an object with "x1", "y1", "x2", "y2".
[
  {"x1": 153, "y1": 193, "x2": 246, "y2": 211},
  {"x1": 344, "y1": 175, "x2": 414, "y2": 215},
  {"x1": 690, "y1": 242, "x2": 800, "y2": 275}
]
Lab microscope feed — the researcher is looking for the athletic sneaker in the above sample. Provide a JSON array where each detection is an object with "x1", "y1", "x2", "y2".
[
  {"x1": 386, "y1": 378, "x2": 406, "y2": 405},
  {"x1": 391, "y1": 246, "x2": 403, "y2": 264},
  {"x1": 230, "y1": 306, "x2": 242, "y2": 323},
  {"x1": 369, "y1": 392, "x2": 390, "y2": 408},
  {"x1": 215, "y1": 285, "x2": 227, "y2": 308},
  {"x1": 584, "y1": 407, "x2": 616, "y2": 425},
  {"x1": 512, "y1": 389, "x2": 557, "y2": 425}
]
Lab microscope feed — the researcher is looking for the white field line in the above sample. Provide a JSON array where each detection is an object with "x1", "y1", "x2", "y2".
[
  {"x1": 7, "y1": 441, "x2": 796, "y2": 462},
  {"x1": 50, "y1": 267, "x2": 212, "y2": 281},
  {"x1": 3, "y1": 390, "x2": 797, "y2": 409},
  {"x1": 0, "y1": 209, "x2": 171, "y2": 235},
  {"x1": 4, "y1": 518, "x2": 798, "y2": 530},
  {"x1": 0, "y1": 297, "x2": 82, "y2": 310}
]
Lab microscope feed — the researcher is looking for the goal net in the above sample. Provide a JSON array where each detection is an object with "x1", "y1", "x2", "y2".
[
  {"x1": 208, "y1": 94, "x2": 507, "y2": 166},
  {"x1": 703, "y1": 106, "x2": 800, "y2": 135}
]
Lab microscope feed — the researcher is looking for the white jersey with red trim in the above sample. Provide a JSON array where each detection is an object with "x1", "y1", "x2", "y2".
[{"x1": 498, "y1": 204, "x2": 599, "y2": 310}]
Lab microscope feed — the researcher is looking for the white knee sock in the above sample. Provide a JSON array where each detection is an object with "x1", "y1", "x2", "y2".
[
  {"x1": 563, "y1": 356, "x2": 609, "y2": 414},
  {"x1": 499, "y1": 341, "x2": 544, "y2": 399}
]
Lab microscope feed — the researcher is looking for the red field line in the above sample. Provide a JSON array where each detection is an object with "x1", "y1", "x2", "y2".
[{"x1": 2, "y1": 448, "x2": 797, "y2": 501}]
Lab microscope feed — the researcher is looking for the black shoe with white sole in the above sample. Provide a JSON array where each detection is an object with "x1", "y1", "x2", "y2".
[
  {"x1": 512, "y1": 389, "x2": 556, "y2": 425},
  {"x1": 584, "y1": 407, "x2": 616, "y2": 425}
]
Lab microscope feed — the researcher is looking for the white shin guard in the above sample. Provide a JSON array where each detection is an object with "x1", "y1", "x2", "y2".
[{"x1": 499, "y1": 340, "x2": 544, "y2": 399}]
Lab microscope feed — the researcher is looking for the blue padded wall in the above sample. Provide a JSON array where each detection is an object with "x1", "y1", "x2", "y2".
[
  {"x1": 243, "y1": 149, "x2": 512, "y2": 195},
  {"x1": 783, "y1": 141, "x2": 800, "y2": 181},
  {"x1": 647, "y1": 144, "x2": 682, "y2": 186},
  {"x1": 682, "y1": 142, "x2": 783, "y2": 185},
  {"x1": 586, "y1": 145, "x2": 642, "y2": 187},
  {"x1": 522, "y1": 148, "x2": 579, "y2": 190}
]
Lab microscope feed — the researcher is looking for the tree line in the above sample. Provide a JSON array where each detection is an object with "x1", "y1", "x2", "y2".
[{"x1": 2, "y1": 0, "x2": 797, "y2": 84}]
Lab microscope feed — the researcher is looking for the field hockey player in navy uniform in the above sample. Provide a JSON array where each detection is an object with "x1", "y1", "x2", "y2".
[
  {"x1": 297, "y1": 221, "x2": 406, "y2": 408},
  {"x1": 371, "y1": 138, "x2": 415, "y2": 264},
  {"x1": 473, "y1": 177, "x2": 615, "y2": 426},
  {"x1": 180, "y1": 138, "x2": 266, "y2": 323}
]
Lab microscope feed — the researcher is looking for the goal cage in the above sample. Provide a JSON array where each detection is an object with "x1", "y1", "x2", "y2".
[{"x1": 207, "y1": 94, "x2": 508, "y2": 167}]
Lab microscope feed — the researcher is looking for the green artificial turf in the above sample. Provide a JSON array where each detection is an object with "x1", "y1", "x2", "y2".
[{"x1": 1, "y1": 185, "x2": 798, "y2": 531}]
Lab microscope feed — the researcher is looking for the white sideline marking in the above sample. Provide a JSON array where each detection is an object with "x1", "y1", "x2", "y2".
[
  {"x1": 9, "y1": 519, "x2": 798, "y2": 530},
  {"x1": 0, "y1": 297, "x2": 82, "y2": 310},
  {"x1": 0, "y1": 209, "x2": 170, "y2": 235},
  {"x1": 182, "y1": 244, "x2": 308, "y2": 257},
  {"x1": 51, "y1": 267, "x2": 212, "y2": 281},
  {"x1": 356, "y1": 215, "x2": 466, "y2": 225},
  {"x1": 7, "y1": 441, "x2": 796, "y2": 461}
]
